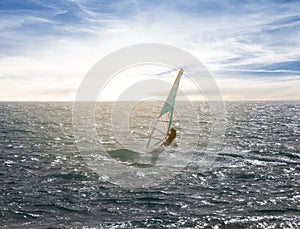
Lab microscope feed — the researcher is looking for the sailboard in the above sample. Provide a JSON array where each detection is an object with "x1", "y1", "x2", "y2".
[{"x1": 146, "y1": 68, "x2": 184, "y2": 151}]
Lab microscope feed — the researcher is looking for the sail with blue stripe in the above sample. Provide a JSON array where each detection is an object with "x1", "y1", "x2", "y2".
[{"x1": 147, "y1": 68, "x2": 184, "y2": 151}]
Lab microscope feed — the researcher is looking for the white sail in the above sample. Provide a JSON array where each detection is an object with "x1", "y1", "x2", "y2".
[{"x1": 147, "y1": 68, "x2": 184, "y2": 151}]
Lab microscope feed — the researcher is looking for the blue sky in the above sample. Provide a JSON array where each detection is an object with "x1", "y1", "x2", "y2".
[{"x1": 0, "y1": 0, "x2": 300, "y2": 100}]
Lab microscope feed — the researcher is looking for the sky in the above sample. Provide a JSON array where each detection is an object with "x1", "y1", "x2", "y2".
[{"x1": 0, "y1": 0, "x2": 300, "y2": 101}]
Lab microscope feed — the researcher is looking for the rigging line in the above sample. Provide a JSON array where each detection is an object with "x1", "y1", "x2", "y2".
[
  {"x1": 151, "y1": 136, "x2": 166, "y2": 140},
  {"x1": 151, "y1": 127, "x2": 167, "y2": 135},
  {"x1": 152, "y1": 139, "x2": 165, "y2": 147},
  {"x1": 157, "y1": 120, "x2": 170, "y2": 123},
  {"x1": 152, "y1": 134, "x2": 166, "y2": 138}
]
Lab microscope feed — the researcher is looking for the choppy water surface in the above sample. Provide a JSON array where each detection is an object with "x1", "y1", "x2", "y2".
[{"x1": 0, "y1": 102, "x2": 299, "y2": 228}]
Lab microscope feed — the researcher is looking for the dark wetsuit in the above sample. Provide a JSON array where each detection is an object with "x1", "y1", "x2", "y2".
[{"x1": 163, "y1": 128, "x2": 176, "y2": 146}]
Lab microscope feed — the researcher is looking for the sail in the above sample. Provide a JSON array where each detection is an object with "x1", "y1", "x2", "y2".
[{"x1": 147, "y1": 68, "x2": 184, "y2": 150}]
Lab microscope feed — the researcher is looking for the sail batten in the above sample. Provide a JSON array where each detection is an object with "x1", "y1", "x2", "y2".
[{"x1": 146, "y1": 68, "x2": 184, "y2": 151}]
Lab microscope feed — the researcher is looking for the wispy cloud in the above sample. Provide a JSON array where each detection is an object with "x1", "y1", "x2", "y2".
[{"x1": 0, "y1": 0, "x2": 299, "y2": 100}]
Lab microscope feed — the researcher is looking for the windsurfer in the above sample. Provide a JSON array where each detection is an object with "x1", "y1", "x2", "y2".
[{"x1": 163, "y1": 128, "x2": 176, "y2": 146}]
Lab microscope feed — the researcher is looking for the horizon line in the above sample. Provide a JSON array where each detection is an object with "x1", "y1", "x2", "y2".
[{"x1": 0, "y1": 100, "x2": 299, "y2": 102}]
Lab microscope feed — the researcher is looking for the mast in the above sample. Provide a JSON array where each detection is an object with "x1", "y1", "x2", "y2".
[{"x1": 146, "y1": 68, "x2": 184, "y2": 150}]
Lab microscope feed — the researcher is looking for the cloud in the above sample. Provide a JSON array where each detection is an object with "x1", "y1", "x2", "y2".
[
  {"x1": 216, "y1": 76, "x2": 300, "y2": 101},
  {"x1": 0, "y1": 0, "x2": 300, "y2": 100}
]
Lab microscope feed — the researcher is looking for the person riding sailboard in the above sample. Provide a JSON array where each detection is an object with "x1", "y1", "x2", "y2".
[
  {"x1": 146, "y1": 68, "x2": 183, "y2": 152},
  {"x1": 163, "y1": 128, "x2": 176, "y2": 146}
]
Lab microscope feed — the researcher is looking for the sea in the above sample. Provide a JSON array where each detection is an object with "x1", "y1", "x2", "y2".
[{"x1": 0, "y1": 101, "x2": 299, "y2": 228}]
